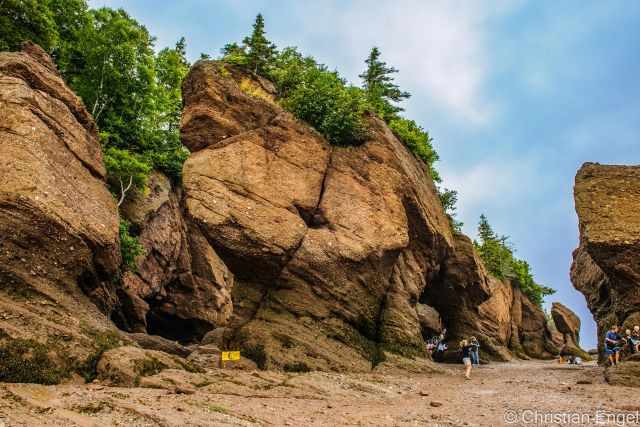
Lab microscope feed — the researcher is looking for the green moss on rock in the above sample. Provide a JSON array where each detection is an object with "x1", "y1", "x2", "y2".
[{"x1": 0, "y1": 338, "x2": 65, "y2": 384}]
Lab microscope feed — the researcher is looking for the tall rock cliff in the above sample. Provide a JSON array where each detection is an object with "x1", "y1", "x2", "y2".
[
  {"x1": 571, "y1": 163, "x2": 640, "y2": 353},
  {"x1": 180, "y1": 61, "x2": 557, "y2": 369},
  {"x1": 181, "y1": 61, "x2": 454, "y2": 370},
  {"x1": 0, "y1": 43, "x2": 123, "y2": 380}
]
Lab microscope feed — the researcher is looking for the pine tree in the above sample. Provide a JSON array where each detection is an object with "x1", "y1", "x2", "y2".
[
  {"x1": 242, "y1": 13, "x2": 276, "y2": 74},
  {"x1": 359, "y1": 47, "x2": 410, "y2": 119},
  {"x1": 477, "y1": 214, "x2": 495, "y2": 243}
]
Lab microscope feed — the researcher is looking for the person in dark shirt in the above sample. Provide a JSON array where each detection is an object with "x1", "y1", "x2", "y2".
[
  {"x1": 624, "y1": 329, "x2": 636, "y2": 355},
  {"x1": 460, "y1": 339, "x2": 473, "y2": 379},
  {"x1": 433, "y1": 340, "x2": 448, "y2": 363},
  {"x1": 470, "y1": 336, "x2": 480, "y2": 367},
  {"x1": 629, "y1": 326, "x2": 640, "y2": 354},
  {"x1": 605, "y1": 325, "x2": 622, "y2": 366}
]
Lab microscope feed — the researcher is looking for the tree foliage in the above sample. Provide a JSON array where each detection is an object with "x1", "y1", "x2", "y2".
[
  {"x1": 0, "y1": 1, "x2": 191, "y2": 273},
  {"x1": 118, "y1": 219, "x2": 144, "y2": 271},
  {"x1": 474, "y1": 215, "x2": 555, "y2": 306},
  {"x1": 0, "y1": 0, "x2": 57, "y2": 52},
  {"x1": 438, "y1": 188, "x2": 464, "y2": 233},
  {"x1": 243, "y1": 13, "x2": 276, "y2": 74},
  {"x1": 359, "y1": 47, "x2": 410, "y2": 120},
  {"x1": 269, "y1": 48, "x2": 370, "y2": 146},
  {"x1": 221, "y1": 14, "x2": 276, "y2": 74},
  {"x1": 103, "y1": 147, "x2": 151, "y2": 206}
]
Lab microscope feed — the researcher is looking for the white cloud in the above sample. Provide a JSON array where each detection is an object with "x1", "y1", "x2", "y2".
[
  {"x1": 443, "y1": 161, "x2": 523, "y2": 211},
  {"x1": 292, "y1": 0, "x2": 519, "y2": 125}
]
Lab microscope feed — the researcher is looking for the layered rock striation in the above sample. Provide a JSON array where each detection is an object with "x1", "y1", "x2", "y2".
[{"x1": 0, "y1": 43, "x2": 123, "y2": 379}]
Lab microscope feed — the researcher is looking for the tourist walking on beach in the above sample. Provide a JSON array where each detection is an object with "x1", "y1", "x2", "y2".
[
  {"x1": 460, "y1": 339, "x2": 474, "y2": 379},
  {"x1": 470, "y1": 336, "x2": 480, "y2": 366},
  {"x1": 605, "y1": 325, "x2": 622, "y2": 366}
]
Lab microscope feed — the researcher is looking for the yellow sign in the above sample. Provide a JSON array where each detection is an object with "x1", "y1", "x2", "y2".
[{"x1": 221, "y1": 351, "x2": 241, "y2": 361}]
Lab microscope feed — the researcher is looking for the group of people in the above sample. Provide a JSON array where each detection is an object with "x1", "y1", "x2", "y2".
[
  {"x1": 425, "y1": 330, "x2": 481, "y2": 379},
  {"x1": 425, "y1": 330, "x2": 448, "y2": 363},
  {"x1": 604, "y1": 325, "x2": 640, "y2": 366},
  {"x1": 558, "y1": 345, "x2": 582, "y2": 365}
]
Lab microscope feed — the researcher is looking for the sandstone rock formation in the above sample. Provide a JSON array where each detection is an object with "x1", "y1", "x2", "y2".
[
  {"x1": 424, "y1": 234, "x2": 557, "y2": 361},
  {"x1": 604, "y1": 353, "x2": 640, "y2": 387},
  {"x1": 117, "y1": 171, "x2": 233, "y2": 341},
  {"x1": 551, "y1": 302, "x2": 588, "y2": 358},
  {"x1": 182, "y1": 61, "x2": 455, "y2": 371},
  {"x1": 180, "y1": 61, "x2": 557, "y2": 369},
  {"x1": 0, "y1": 43, "x2": 124, "y2": 381},
  {"x1": 0, "y1": 43, "x2": 566, "y2": 384},
  {"x1": 416, "y1": 304, "x2": 443, "y2": 336},
  {"x1": 571, "y1": 163, "x2": 640, "y2": 356}
]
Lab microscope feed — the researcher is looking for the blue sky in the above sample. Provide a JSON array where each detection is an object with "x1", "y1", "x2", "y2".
[{"x1": 89, "y1": 0, "x2": 640, "y2": 349}]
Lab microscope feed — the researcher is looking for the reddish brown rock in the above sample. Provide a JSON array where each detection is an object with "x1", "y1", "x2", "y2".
[
  {"x1": 571, "y1": 163, "x2": 640, "y2": 360},
  {"x1": 424, "y1": 234, "x2": 556, "y2": 361},
  {"x1": 180, "y1": 60, "x2": 560, "y2": 370},
  {"x1": 118, "y1": 171, "x2": 233, "y2": 342},
  {"x1": 181, "y1": 62, "x2": 279, "y2": 152},
  {"x1": 416, "y1": 304, "x2": 443, "y2": 336},
  {"x1": 182, "y1": 61, "x2": 454, "y2": 370},
  {"x1": 0, "y1": 43, "x2": 122, "y2": 379},
  {"x1": 550, "y1": 302, "x2": 588, "y2": 358},
  {"x1": 517, "y1": 289, "x2": 555, "y2": 359}
]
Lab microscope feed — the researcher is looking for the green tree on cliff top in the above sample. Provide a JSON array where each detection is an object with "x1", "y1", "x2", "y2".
[
  {"x1": 222, "y1": 14, "x2": 276, "y2": 74},
  {"x1": 474, "y1": 214, "x2": 555, "y2": 306},
  {"x1": 244, "y1": 14, "x2": 276, "y2": 73},
  {"x1": 359, "y1": 46, "x2": 410, "y2": 120}
]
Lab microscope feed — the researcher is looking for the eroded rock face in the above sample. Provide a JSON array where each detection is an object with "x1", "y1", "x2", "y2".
[
  {"x1": 0, "y1": 43, "x2": 122, "y2": 379},
  {"x1": 517, "y1": 289, "x2": 555, "y2": 359},
  {"x1": 180, "y1": 61, "x2": 559, "y2": 369},
  {"x1": 423, "y1": 234, "x2": 556, "y2": 361},
  {"x1": 182, "y1": 61, "x2": 454, "y2": 370},
  {"x1": 605, "y1": 353, "x2": 640, "y2": 387},
  {"x1": 416, "y1": 304, "x2": 443, "y2": 336},
  {"x1": 118, "y1": 171, "x2": 233, "y2": 342},
  {"x1": 571, "y1": 163, "x2": 640, "y2": 356},
  {"x1": 551, "y1": 302, "x2": 584, "y2": 356}
]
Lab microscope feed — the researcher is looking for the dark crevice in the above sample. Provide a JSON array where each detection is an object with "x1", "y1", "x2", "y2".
[
  {"x1": 316, "y1": 147, "x2": 334, "y2": 211},
  {"x1": 370, "y1": 286, "x2": 392, "y2": 368},
  {"x1": 145, "y1": 304, "x2": 212, "y2": 344},
  {"x1": 294, "y1": 204, "x2": 328, "y2": 229},
  {"x1": 292, "y1": 149, "x2": 333, "y2": 230},
  {"x1": 190, "y1": 215, "x2": 283, "y2": 283},
  {"x1": 277, "y1": 147, "x2": 334, "y2": 276}
]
